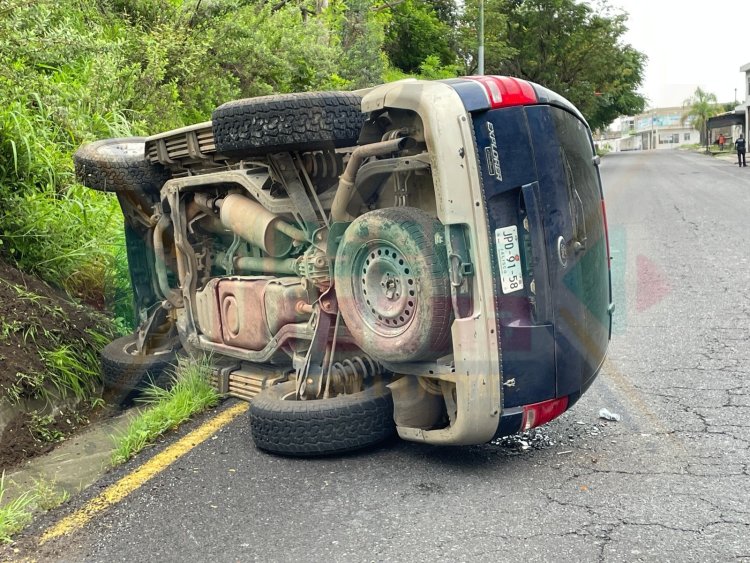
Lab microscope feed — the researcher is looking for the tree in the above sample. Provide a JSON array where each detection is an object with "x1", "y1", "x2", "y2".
[
  {"x1": 456, "y1": 0, "x2": 514, "y2": 75},
  {"x1": 383, "y1": 0, "x2": 456, "y2": 74},
  {"x1": 681, "y1": 87, "x2": 719, "y2": 148},
  {"x1": 329, "y1": 0, "x2": 389, "y2": 87},
  {"x1": 483, "y1": 0, "x2": 646, "y2": 130}
]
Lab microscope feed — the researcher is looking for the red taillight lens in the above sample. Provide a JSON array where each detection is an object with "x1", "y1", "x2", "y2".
[
  {"x1": 466, "y1": 75, "x2": 537, "y2": 108},
  {"x1": 521, "y1": 397, "x2": 569, "y2": 430}
]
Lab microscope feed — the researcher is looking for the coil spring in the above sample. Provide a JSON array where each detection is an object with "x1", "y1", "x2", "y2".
[
  {"x1": 301, "y1": 150, "x2": 344, "y2": 180},
  {"x1": 330, "y1": 355, "x2": 382, "y2": 393}
]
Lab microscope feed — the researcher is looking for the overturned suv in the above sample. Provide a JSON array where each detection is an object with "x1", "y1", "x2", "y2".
[{"x1": 75, "y1": 77, "x2": 612, "y2": 456}]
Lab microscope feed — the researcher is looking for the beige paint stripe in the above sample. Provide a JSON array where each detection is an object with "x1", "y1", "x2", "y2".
[{"x1": 40, "y1": 402, "x2": 249, "y2": 544}]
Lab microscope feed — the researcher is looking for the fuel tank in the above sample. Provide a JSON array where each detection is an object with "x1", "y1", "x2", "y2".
[{"x1": 195, "y1": 276, "x2": 310, "y2": 351}]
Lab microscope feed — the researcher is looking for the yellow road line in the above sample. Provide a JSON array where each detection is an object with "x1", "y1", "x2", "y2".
[{"x1": 40, "y1": 402, "x2": 249, "y2": 544}]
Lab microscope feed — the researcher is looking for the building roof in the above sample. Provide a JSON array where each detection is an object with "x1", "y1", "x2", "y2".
[{"x1": 707, "y1": 110, "x2": 745, "y2": 129}]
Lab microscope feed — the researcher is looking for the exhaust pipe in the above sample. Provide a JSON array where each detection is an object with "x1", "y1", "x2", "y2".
[{"x1": 330, "y1": 136, "x2": 414, "y2": 222}]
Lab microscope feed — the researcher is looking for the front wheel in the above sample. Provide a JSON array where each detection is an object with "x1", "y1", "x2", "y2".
[
  {"x1": 249, "y1": 381, "x2": 396, "y2": 456},
  {"x1": 100, "y1": 334, "x2": 178, "y2": 406}
]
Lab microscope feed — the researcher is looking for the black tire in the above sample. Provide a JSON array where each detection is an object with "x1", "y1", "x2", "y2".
[
  {"x1": 249, "y1": 381, "x2": 396, "y2": 456},
  {"x1": 211, "y1": 91, "x2": 364, "y2": 156},
  {"x1": 74, "y1": 137, "x2": 170, "y2": 194},
  {"x1": 334, "y1": 207, "x2": 452, "y2": 363},
  {"x1": 100, "y1": 334, "x2": 178, "y2": 407}
]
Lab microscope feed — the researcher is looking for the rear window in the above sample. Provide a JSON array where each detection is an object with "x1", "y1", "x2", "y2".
[{"x1": 551, "y1": 108, "x2": 610, "y2": 360}]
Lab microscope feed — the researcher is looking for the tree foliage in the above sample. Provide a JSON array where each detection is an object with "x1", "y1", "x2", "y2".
[
  {"x1": 455, "y1": 0, "x2": 514, "y2": 75},
  {"x1": 681, "y1": 87, "x2": 719, "y2": 145},
  {"x1": 0, "y1": 0, "x2": 647, "y2": 315},
  {"x1": 483, "y1": 0, "x2": 646, "y2": 130},
  {"x1": 383, "y1": 0, "x2": 456, "y2": 74}
]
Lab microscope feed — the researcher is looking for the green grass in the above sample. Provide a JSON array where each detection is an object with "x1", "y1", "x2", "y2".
[
  {"x1": 0, "y1": 473, "x2": 36, "y2": 544},
  {"x1": 30, "y1": 477, "x2": 69, "y2": 512},
  {"x1": 4, "y1": 337, "x2": 112, "y2": 406},
  {"x1": 110, "y1": 356, "x2": 221, "y2": 466},
  {"x1": 0, "y1": 273, "x2": 120, "y2": 406},
  {"x1": 40, "y1": 343, "x2": 102, "y2": 403},
  {"x1": 0, "y1": 473, "x2": 72, "y2": 543}
]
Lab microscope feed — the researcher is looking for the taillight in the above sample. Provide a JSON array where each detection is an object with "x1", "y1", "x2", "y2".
[
  {"x1": 521, "y1": 397, "x2": 569, "y2": 430},
  {"x1": 465, "y1": 75, "x2": 537, "y2": 108},
  {"x1": 601, "y1": 200, "x2": 611, "y2": 270}
]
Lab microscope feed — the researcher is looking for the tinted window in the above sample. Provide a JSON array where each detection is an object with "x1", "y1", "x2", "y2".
[{"x1": 552, "y1": 108, "x2": 610, "y2": 371}]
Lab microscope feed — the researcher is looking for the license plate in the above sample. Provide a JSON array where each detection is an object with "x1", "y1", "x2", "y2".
[{"x1": 495, "y1": 225, "x2": 524, "y2": 294}]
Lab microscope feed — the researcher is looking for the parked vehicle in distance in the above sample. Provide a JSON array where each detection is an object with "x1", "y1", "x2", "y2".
[{"x1": 75, "y1": 76, "x2": 613, "y2": 456}]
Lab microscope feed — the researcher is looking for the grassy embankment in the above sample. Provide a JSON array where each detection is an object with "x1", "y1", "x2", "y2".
[
  {"x1": 0, "y1": 0, "x2": 389, "y2": 413},
  {"x1": 110, "y1": 356, "x2": 220, "y2": 466}
]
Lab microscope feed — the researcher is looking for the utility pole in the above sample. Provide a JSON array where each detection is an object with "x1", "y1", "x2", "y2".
[{"x1": 478, "y1": 0, "x2": 485, "y2": 75}]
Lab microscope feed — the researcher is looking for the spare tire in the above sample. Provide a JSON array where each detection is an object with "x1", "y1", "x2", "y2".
[
  {"x1": 74, "y1": 137, "x2": 170, "y2": 194},
  {"x1": 249, "y1": 381, "x2": 396, "y2": 456},
  {"x1": 211, "y1": 91, "x2": 364, "y2": 156},
  {"x1": 334, "y1": 207, "x2": 452, "y2": 363},
  {"x1": 100, "y1": 334, "x2": 178, "y2": 407}
]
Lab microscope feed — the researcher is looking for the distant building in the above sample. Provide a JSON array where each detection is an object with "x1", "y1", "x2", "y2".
[
  {"x1": 740, "y1": 62, "x2": 750, "y2": 137},
  {"x1": 706, "y1": 109, "x2": 743, "y2": 146},
  {"x1": 595, "y1": 109, "x2": 700, "y2": 152}
]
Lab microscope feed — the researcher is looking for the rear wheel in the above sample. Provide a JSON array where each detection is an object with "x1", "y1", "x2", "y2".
[
  {"x1": 100, "y1": 334, "x2": 178, "y2": 407},
  {"x1": 334, "y1": 207, "x2": 452, "y2": 363},
  {"x1": 249, "y1": 381, "x2": 396, "y2": 456},
  {"x1": 73, "y1": 137, "x2": 170, "y2": 194},
  {"x1": 211, "y1": 91, "x2": 364, "y2": 155}
]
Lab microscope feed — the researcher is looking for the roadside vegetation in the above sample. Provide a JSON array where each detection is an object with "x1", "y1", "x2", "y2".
[
  {"x1": 0, "y1": 356, "x2": 216, "y2": 544},
  {"x1": 0, "y1": 473, "x2": 69, "y2": 543},
  {"x1": 110, "y1": 356, "x2": 220, "y2": 466},
  {"x1": 0, "y1": 473, "x2": 35, "y2": 543},
  {"x1": 0, "y1": 262, "x2": 121, "y2": 469},
  {"x1": 0, "y1": 0, "x2": 647, "y2": 313}
]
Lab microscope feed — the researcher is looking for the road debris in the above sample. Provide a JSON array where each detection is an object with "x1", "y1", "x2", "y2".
[
  {"x1": 598, "y1": 408, "x2": 621, "y2": 422},
  {"x1": 491, "y1": 428, "x2": 556, "y2": 452}
]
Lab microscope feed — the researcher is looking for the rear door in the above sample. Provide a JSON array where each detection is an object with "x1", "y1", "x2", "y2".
[
  {"x1": 526, "y1": 105, "x2": 610, "y2": 396},
  {"x1": 471, "y1": 106, "x2": 557, "y2": 408}
]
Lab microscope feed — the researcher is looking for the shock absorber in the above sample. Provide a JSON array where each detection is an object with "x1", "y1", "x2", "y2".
[
  {"x1": 301, "y1": 150, "x2": 344, "y2": 181},
  {"x1": 329, "y1": 356, "x2": 382, "y2": 394}
]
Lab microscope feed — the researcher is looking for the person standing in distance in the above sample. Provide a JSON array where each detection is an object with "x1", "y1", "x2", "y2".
[{"x1": 735, "y1": 134, "x2": 746, "y2": 167}]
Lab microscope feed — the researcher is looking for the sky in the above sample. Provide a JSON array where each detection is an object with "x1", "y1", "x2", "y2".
[{"x1": 600, "y1": 0, "x2": 750, "y2": 108}]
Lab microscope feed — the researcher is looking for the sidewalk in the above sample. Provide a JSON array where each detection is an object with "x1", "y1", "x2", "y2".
[
  {"x1": 696, "y1": 147, "x2": 744, "y2": 165},
  {"x1": 3, "y1": 407, "x2": 139, "y2": 505}
]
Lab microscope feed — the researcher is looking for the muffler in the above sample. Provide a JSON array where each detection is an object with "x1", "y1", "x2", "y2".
[{"x1": 216, "y1": 194, "x2": 306, "y2": 257}]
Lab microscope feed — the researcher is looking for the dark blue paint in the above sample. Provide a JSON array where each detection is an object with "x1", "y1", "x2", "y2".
[
  {"x1": 500, "y1": 323, "x2": 556, "y2": 406},
  {"x1": 442, "y1": 79, "x2": 490, "y2": 112},
  {"x1": 471, "y1": 107, "x2": 557, "y2": 408},
  {"x1": 525, "y1": 105, "x2": 586, "y2": 397},
  {"x1": 455, "y1": 87, "x2": 610, "y2": 418},
  {"x1": 530, "y1": 82, "x2": 588, "y2": 126},
  {"x1": 472, "y1": 106, "x2": 537, "y2": 196}
]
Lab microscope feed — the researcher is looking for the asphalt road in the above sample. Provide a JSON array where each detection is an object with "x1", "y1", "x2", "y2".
[{"x1": 16, "y1": 150, "x2": 750, "y2": 562}]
